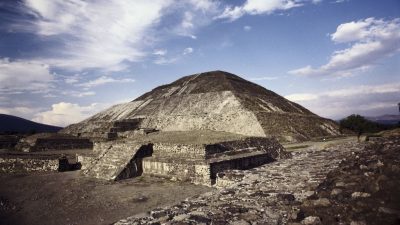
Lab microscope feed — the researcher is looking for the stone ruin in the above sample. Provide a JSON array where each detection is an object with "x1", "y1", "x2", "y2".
[
  {"x1": 79, "y1": 131, "x2": 290, "y2": 185},
  {"x1": 1, "y1": 71, "x2": 343, "y2": 185},
  {"x1": 61, "y1": 71, "x2": 341, "y2": 142},
  {"x1": 15, "y1": 133, "x2": 93, "y2": 152},
  {"x1": 0, "y1": 133, "x2": 92, "y2": 174}
]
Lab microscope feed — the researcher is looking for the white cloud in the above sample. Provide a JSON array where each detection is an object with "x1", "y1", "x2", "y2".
[
  {"x1": 63, "y1": 91, "x2": 96, "y2": 98},
  {"x1": 312, "y1": 0, "x2": 322, "y2": 4},
  {"x1": 285, "y1": 83, "x2": 400, "y2": 102},
  {"x1": 33, "y1": 102, "x2": 109, "y2": 126},
  {"x1": 170, "y1": 1, "x2": 220, "y2": 39},
  {"x1": 64, "y1": 74, "x2": 80, "y2": 84},
  {"x1": 249, "y1": 76, "x2": 279, "y2": 81},
  {"x1": 285, "y1": 93, "x2": 319, "y2": 101},
  {"x1": 77, "y1": 76, "x2": 135, "y2": 88},
  {"x1": 285, "y1": 82, "x2": 400, "y2": 118},
  {"x1": 154, "y1": 57, "x2": 178, "y2": 65},
  {"x1": 289, "y1": 18, "x2": 400, "y2": 77},
  {"x1": 0, "y1": 58, "x2": 54, "y2": 93},
  {"x1": 153, "y1": 49, "x2": 168, "y2": 56},
  {"x1": 0, "y1": 106, "x2": 42, "y2": 120},
  {"x1": 183, "y1": 47, "x2": 194, "y2": 55},
  {"x1": 22, "y1": 0, "x2": 172, "y2": 71},
  {"x1": 217, "y1": 0, "x2": 305, "y2": 21},
  {"x1": 244, "y1": 25, "x2": 252, "y2": 31}
]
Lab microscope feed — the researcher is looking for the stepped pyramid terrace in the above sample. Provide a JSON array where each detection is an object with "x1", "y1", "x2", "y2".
[{"x1": 57, "y1": 71, "x2": 342, "y2": 184}]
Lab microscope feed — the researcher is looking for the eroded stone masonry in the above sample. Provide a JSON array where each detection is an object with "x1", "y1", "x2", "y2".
[
  {"x1": 115, "y1": 140, "x2": 368, "y2": 225},
  {"x1": 79, "y1": 133, "x2": 290, "y2": 185}
]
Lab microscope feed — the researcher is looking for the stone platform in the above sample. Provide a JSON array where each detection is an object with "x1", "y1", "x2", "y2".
[
  {"x1": 15, "y1": 133, "x2": 93, "y2": 152},
  {"x1": 0, "y1": 150, "x2": 84, "y2": 173},
  {"x1": 79, "y1": 131, "x2": 290, "y2": 185}
]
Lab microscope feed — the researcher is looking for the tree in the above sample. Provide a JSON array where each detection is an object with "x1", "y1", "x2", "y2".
[{"x1": 339, "y1": 114, "x2": 379, "y2": 141}]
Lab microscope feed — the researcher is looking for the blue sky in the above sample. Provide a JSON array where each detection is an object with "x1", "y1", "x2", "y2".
[{"x1": 0, "y1": 0, "x2": 399, "y2": 126}]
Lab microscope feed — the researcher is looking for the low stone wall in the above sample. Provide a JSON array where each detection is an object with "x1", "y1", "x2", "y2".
[
  {"x1": 152, "y1": 143, "x2": 205, "y2": 159},
  {"x1": 0, "y1": 156, "x2": 59, "y2": 173},
  {"x1": 31, "y1": 138, "x2": 93, "y2": 151},
  {"x1": 210, "y1": 153, "x2": 275, "y2": 180},
  {"x1": 142, "y1": 158, "x2": 210, "y2": 184},
  {"x1": 15, "y1": 135, "x2": 93, "y2": 152}
]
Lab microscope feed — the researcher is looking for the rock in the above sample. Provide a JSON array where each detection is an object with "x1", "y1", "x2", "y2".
[
  {"x1": 304, "y1": 198, "x2": 330, "y2": 207},
  {"x1": 277, "y1": 193, "x2": 296, "y2": 204},
  {"x1": 150, "y1": 209, "x2": 167, "y2": 219},
  {"x1": 189, "y1": 211, "x2": 210, "y2": 223},
  {"x1": 330, "y1": 188, "x2": 342, "y2": 196},
  {"x1": 230, "y1": 219, "x2": 250, "y2": 225},
  {"x1": 335, "y1": 181, "x2": 346, "y2": 187},
  {"x1": 350, "y1": 221, "x2": 367, "y2": 225},
  {"x1": 301, "y1": 216, "x2": 322, "y2": 225},
  {"x1": 173, "y1": 214, "x2": 190, "y2": 221},
  {"x1": 351, "y1": 192, "x2": 371, "y2": 198},
  {"x1": 378, "y1": 207, "x2": 400, "y2": 215}
]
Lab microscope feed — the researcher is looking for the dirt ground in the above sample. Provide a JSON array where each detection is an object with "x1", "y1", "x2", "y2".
[{"x1": 0, "y1": 171, "x2": 212, "y2": 225}]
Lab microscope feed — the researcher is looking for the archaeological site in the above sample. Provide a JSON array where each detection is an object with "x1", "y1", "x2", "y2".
[{"x1": 0, "y1": 71, "x2": 399, "y2": 225}]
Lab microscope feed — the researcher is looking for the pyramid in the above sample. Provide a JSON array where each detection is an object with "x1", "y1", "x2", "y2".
[{"x1": 61, "y1": 71, "x2": 340, "y2": 142}]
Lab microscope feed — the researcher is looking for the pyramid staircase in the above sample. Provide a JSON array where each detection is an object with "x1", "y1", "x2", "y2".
[{"x1": 82, "y1": 141, "x2": 152, "y2": 180}]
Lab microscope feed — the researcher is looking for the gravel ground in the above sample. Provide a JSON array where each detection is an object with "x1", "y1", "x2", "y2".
[{"x1": 0, "y1": 172, "x2": 211, "y2": 225}]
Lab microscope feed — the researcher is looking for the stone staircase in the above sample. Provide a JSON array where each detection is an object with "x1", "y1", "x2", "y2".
[{"x1": 82, "y1": 141, "x2": 150, "y2": 180}]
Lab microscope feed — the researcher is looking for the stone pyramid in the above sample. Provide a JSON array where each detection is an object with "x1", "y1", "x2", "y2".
[{"x1": 61, "y1": 71, "x2": 340, "y2": 142}]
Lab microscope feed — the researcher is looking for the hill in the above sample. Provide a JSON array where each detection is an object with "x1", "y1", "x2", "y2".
[
  {"x1": 366, "y1": 114, "x2": 400, "y2": 125},
  {"x1": 0, "y1": 114, "x2": 62, "y2": 134}
]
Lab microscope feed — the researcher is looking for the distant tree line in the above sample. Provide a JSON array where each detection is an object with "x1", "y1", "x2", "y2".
[{"x1": 339, "y1": 114, "x2": 399, "y2": 140}]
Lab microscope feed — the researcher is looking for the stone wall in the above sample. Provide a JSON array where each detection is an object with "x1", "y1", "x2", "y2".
[
  {"x1": 0, "y1": 156, "x2": 59, "y2": 173},
  {"x1": 210, "y1": 153, "x2": 275, "y2": 180},
  {"x1": 15, "y1": 134, "x2": 93, "y2": 152},
  {"x1": 32, "y1": 138, "x2": 93, "y2": 151},
  {"x1": 152, "y1": 143, "x2": 206, "y2": 159},
  {"x1": 142, "y1": 158, "x2": 211, "y2": 184}
]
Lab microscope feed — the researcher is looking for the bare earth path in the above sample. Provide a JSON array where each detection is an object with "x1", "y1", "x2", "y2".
[
  {"x1": 115, "y1": 139, "x2": 365, "y2": 224},
  {"x1": 0, "y1": 172, "x2": 211, "y2": 225}
]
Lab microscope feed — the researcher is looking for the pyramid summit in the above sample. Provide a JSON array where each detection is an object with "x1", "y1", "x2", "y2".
[{"x1": 61, "y1": 70, "x2": 340, "y2": 142}]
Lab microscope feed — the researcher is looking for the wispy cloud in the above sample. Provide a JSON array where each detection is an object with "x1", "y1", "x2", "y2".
[
  {"x1": 216, "y1": 0, "x2": 314, "y2": 21},
  {"x1": 289, "y1": 18, "x2": 400, "y2": 77},
  {"x1": 19, "y1": 0, "x2": 172, "y2": 71},
  {"x1": 285, "y1": 82, "x2": 400, "y2": 118},
  {"x1": 77, "y1": 76, "x2": 135, "y2": 89},
  {"x1": 249, "y1": 76, "x2": 279, "y2": 81},
  {"x1": 0, "y1": 58, "x2": 54, "y2": 93},
  {"x1": 153, "y1": 49, "x2": 168, "y2": 56},
  {"x1": 183, "y1": 47, "x2": 194, "y2": 55},
  {"x1": 243, "y1": 25, "x2": 252, "y2": 31}
]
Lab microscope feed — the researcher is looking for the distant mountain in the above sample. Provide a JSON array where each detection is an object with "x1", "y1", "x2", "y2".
[
  {"x1": 366, "y1": 114, "x2": 400, "y2": 125},
  {"x1": 0, "y1": 114, "x2": 62, "y2": 134}
]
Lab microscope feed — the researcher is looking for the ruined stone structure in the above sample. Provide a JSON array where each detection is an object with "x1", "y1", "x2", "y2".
[
  {"x1": 61, "y1": 71, "x2": 341, "y2": 142},
  {"x1": 0, "y1": 135, "x2": 21, "y2": 150},
  {"x1": 15, "y1": 133, "x2": 93, "y2": 152},
  {"x1": 0, "y1": 152, "x2": 81, "y2": 173},
  {"x1": 79, "y1": 131, "x2": 290, "y2": 185}
]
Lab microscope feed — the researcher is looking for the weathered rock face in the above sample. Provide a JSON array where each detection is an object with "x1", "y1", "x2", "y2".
[{"x1": 61, "y1": 71, "x2": 340, "y2": 142}]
